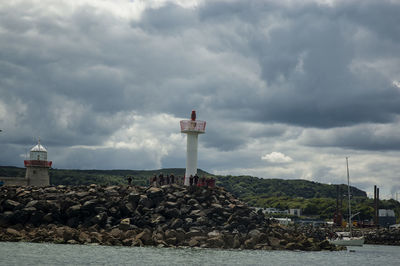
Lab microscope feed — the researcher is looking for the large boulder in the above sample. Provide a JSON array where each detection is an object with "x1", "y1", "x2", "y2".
[
  {"x1": 146, "y1": 187, "x2": 163, "y2": 199},
  {"x1": 2, "y1": 200, "x2": 21, "y2": 211}
]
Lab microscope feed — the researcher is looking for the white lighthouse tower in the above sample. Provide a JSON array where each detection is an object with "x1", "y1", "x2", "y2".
[
  {"x1": 180, "y1": 110, "x2": 206, "y2": 186},
  {"x1": 24, "y1": 139, "x2": 52, "y2": 186}
]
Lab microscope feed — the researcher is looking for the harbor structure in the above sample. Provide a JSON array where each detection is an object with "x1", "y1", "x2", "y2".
[
  {"x1": 24, "y1": 139, "x2": 52, "y2": 186},
  {"x1": 180, "y1": 110, "x2": 206, "y2": 186}
]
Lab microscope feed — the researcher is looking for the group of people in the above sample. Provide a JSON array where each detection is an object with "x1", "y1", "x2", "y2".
[
  {"x1": 149, "y1": 173, "x2": 216, "y2": 188},
  {"x1": 188, "y1": 174, "x2": 215, "y2": 188},
  {"x1": 151, "y1": 173, "x2": 178, "y2": 186}
]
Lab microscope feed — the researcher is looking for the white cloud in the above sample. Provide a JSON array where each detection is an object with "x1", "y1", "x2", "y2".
[{"x1": 261, "y1": 152, "x2": 293, "y2": 163}]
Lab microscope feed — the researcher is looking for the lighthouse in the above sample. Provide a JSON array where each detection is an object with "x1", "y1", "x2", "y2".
[
  {"x1": 180, "y1": 110, "x2": 206, "y2": 186},
  {"x1": 24, "y1": 139, "x2": 52, "y2": 186}
]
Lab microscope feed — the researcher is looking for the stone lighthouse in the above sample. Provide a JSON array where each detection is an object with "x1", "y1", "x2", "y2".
[
  {"x1": 180, "y1": 110, "x2": 206, "y2": 186},
  {"x1": 24, "y1": 139, "x2": 52, "y2": 186}
]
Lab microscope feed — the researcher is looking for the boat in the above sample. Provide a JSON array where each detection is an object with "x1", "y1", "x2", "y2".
[
  {"x1": 329, "y1": 231, "x2": 364, "y2": 246},
  {"x1": 329, "y1": 157, "x2": 365, "y2": 247}
]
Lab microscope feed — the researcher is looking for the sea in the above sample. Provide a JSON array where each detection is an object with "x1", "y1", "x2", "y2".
[{"x1": 0, "y1": 242, "x2": 399, "y2": 266}]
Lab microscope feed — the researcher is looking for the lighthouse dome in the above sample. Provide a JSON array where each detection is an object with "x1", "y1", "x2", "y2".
[
  {"x1": 31, "y1": 144, "x2": 47, "y2": 152},
  {"x1": 29, "y1": 140, "x2": 48, "y2": 161}
]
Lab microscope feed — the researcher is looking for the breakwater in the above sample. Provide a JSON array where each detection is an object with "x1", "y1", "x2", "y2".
[{"x1": 0, "y1": 185, "x2": 341, "y2": 251}]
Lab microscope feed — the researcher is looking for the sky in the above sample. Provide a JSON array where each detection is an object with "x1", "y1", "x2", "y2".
[{"x1": 0, "y1": 0, "x2": 399, "y2": 199}]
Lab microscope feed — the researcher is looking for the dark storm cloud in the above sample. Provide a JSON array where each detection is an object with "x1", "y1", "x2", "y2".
[
  {"x1": 300, "y1": 122, "x2": 400, "y2": 151},
  {"x1": 192, "y1": 0, "x2": 400, "y2": 128},
  {"x1": 1, "y1": 0, "x2": 400, "y2": 175}
]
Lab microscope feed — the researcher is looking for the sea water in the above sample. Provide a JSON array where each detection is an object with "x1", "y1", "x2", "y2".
[{"x1": 0, "y1": 242, "x2": 399, "y2": 266}]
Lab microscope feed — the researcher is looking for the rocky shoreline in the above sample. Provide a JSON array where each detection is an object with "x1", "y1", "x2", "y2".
[{"x1": 0, "y1": 185, "x2": 342, "y2": 251}]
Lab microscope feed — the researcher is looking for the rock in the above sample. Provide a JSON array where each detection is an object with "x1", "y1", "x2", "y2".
[
  {"x1": 165, "y1": 237, "x2": 177, "y2": 245},
  {"x1": 82, "y1": 200, "x2": 98, "y2": 212},
  {"x1": 42, "y1": 213, "x2": 53, "y2": 223},
  {"x1": 0, "y1": 184, "x2": 347, "y2": 251},
  {"x1": 170, "y1": 218, "x2": 183, "y2": 229},
  {"x1": 90, "y1": 232, "x2": 103, "y2": 243},
  {"x1": 30, "y1": 211, "x2": 45, "y2": 225},
  {"x1": 185, "y1": 229, "x2": 205, "y2": 239},
  {"x1": 164, "y1": 208, "x2": 180, "y2": 219},
  {"x1": 248, "y1": 229, "x2": 261, "y2": 239},
  {"x1": 128, "y1": 193, "x2": 140, "y2": 204},
  {"x1": 3, "y1": 200, "x2": 21, "y2": 211},
  {"x1": 196, "y1": 216, "x2": 209, "y2": 225},
  {"x1": 58, "y1": 227, "x2": 76, "y2": 241},
  {"x1": 146, "y1": 187, "x2": 163, "y2": 199},
  {"x1": 269, "y1": 237, "x2": 281, "y2": 248},
  {"x1": 6, "y1": 228, "x2": 22, "y2": 237},
  {"x1": 139, "y1": 196, "x2": 154, "y2": 209},
  {"x1": 206, "y1": 236, "x2": 225, "y2": 248},
  {"x1": 135, "y1": 229, "x2": 153, "y2": 245},
  {"x1": 285, "y1": 242, "x2": 298, "y2": 250},
  {"x1": 151, "y1": 214, "x2": 166, "y2": 225},
  {"x1": 185, "y1": 218, "x2": 193, "y2": 224},
  {"x1": 165, "y1": 229, "x2": 177, "y2": 239},
  {"x1": 244, "y1": 237, "x2": 258, "y2": 249},
  {"x1": 188, "y1": 238, "x2": 199, "y2": 247},
  {"x1": 110, "y1": 228, "x2": 123, "y2": 239},
  {"x1": 207, "y1": 230, "x2": 220, "y2": 238},
  {"x1": 78, "y1": 231, "x2": 91, "y2": 243},
  {"x1": 318, "y1": 240, "x2": 333, "y2": 250},
  {"x1": 66, "y1": 205, "x2": 82, "y2": 217},
  {"x1": 122, "y1": 238, "x2": 135, "y2": 246},
  {"x1": 90, "y1": 212, "x2": 107, "y2": 226},
  {"x1": 187, "y1": 198, "x2": 199, "y2": 205}
]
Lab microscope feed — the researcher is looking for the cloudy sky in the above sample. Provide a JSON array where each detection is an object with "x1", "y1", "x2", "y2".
[{"x1": 1, "y1": 0, "x2": 399, "y2": 198}]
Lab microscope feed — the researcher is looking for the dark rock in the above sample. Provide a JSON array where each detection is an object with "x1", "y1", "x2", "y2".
[
  {"x1": 135, "y1": 229, "x2": 153, "y2": 245},
  {"x1": 170, "y1": 218, "x2": 183, "y2": 229},
  {"x1": 164, "y1": 208, "x2": 181, "y2": 219},
  {"x1": 139, "y1": 196, "x2": 154, "y2": 209},
  {"x1": 206, "y1": 236, "x2": 225, "y2": 248},
  {"x1": 146, "y1": 187, "x2": 163, "y2": 199},
  {"x1": 3, "y1": 200, "x2": 21, "y2": 211},
  {"x1": 128, "y1": 193, "x2": 141, "y2": 204},
  {"x1": 66, "y1": 205, "x2": 82, "y2": 217}
]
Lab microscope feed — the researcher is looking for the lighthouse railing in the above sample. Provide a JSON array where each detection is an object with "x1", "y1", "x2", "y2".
[
  {"x1": 180, "y1": 120, "x2": 206, "y2": 133},
  {"x1": 24, "y1": 160, "x2": 52, "y2": 168}
]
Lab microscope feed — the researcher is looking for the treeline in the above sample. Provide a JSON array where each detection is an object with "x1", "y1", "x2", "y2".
[{"x1": 214, "y1": 175, "x2": 367, "y2": 199}]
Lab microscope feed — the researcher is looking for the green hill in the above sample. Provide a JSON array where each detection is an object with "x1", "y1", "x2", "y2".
[{"x1": 214, "y1": 175, "x2": 367, "y2": 199}]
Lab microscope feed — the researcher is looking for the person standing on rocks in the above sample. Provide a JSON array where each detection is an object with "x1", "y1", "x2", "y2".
[
  {"x1": 159, "y1": 173, "x2": 164, "y2": 186},
  {"x1": 166, "y1": 174, "x2": 170, "y2": 185},
  {"x1": 189, "y1": 175, "x2": 194, "y2": 186},
  {"x1": 201, "y1": 176, "x2": 206, "y2": 187},
  {"x1": 152, "y1": 175, "x2": 157, "y2": 187},
  {"x1": 194, "y1": 174, "x2": 199, "y2": 186},
  {"x1": 170, "y1": 174, "x2": 175, "y2": 184},
  {"x1": 127, "y1": 176, "x2": 133, "y2": 186}
]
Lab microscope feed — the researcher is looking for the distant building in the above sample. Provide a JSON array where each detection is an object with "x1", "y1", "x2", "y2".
[
  {"x1": 289, "y1": 208, "x2": 302, "y2": 217},
  {"x1": 273, "y1": 218, "x2": 292, "y2": 225},
  {"x1": 264, "y1": 208, "x2": 289, "y2": 214},
  {"x1": 379, "y1": 209, "x2": 396, "y2": 227}
]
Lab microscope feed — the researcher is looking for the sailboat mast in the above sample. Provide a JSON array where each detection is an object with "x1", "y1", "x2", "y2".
[{"x1": 346, "y1": 157, "x2": 352, "y2": 237}]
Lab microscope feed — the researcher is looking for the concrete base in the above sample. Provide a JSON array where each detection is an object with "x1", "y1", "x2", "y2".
[{"x1": 25, "y1": 166, "x2": 50, "y2": 186}]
